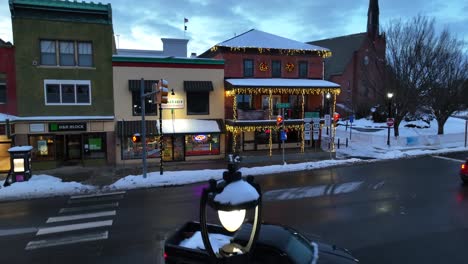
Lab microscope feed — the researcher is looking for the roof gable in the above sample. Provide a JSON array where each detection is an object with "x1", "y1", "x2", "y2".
[
  {"x1": 202, "y1": 29, "x2": 331, "y2": 58},
  {"x1": 308, "y1": 33, "x2": 367, "y2": 79}
]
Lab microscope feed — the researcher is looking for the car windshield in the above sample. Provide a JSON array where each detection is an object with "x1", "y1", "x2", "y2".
[{"x1": 284, "y1": 231, "x2": 315, "y2": 264}]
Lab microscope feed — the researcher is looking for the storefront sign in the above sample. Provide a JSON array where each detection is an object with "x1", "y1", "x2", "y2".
[
  {"x1": 30, "y1": 123, "x2": 45, "y2": 133},
  {"x1": 49, "y1": 122, "x2": 87, "y2": 132},
  {"x1": 194, "y1": 135, "x2": 207, "y2": 142},
  {"x1": 161, "y1": 98, "x2": 184, "y2": 109}
]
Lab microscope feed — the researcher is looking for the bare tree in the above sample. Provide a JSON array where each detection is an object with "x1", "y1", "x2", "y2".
[
  {"x1": 424, "y1": 30, "x2": 468, "y2": 134},
  {"x1": 381, "y1": 16, "x2": 441, "y2": 137}
]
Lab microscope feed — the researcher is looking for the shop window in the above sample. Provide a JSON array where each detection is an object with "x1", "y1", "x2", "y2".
[
  {"x1": 243, "y1": 59, "x2": 254, "y2": 77},
  {"x1": 185, "y1": 134, "x2": 220, "y2": 156},
  {"x1": 132, "y1": 90, "x2": 157, "y2": 116},
  {"x1": 44, "y1": 80, "x2": 91, "y2": 105},
  {"x1": 272, "y1": 61, "x2": 281, "y2": 77},
  {"x1": 0, "y1": 80, "x2": 6, "y2": 103},
  {"x1": 299, "y1": 61, "x2": 308, "y2": 78},
  {"x1": 83, "y1": 133, "x2": 106, "y2": 159},
  {"x1": 122, "y1": 135, "x2": 160, "y2": 160},
  {"x1": 29, "y1": 135, "x2": 56, "y2": 161},
  {"x1": 186, "y1": 92, "x2": 209, "y2": 115},
  {"x1": 262, "y1": 95, "x2": 281, "y2": 115}
]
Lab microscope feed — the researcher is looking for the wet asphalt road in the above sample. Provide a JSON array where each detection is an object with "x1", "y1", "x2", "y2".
[{"x1": 1, "y1": 151, "x2": 468, "y2": 263}]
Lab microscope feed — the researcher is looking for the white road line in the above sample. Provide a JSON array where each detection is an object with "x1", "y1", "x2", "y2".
[
  {"x1": 432, "y1": 155, "x2": 465, "y2": 163},
  {"x1": 67, "y1": 195, "x2": 124, "y2": 204},
  {"x1": 36, "y1": 220, "x2": 113, "y2": 236},
  {"x1": 59, "y1": 202, "x2": 119, "y2": 214},
  {"x1": 25, "y1": 231, "x2": 108, "y2": 250},
  {"x1": 70, "y1": 191, "x2": 126, "y2": 200},
  {"x1": 0, "y1": 227, "x2": 38, "y2": 237},
  {"x1": 46, "y1": 211, "x2": 116, "y2": 223}
]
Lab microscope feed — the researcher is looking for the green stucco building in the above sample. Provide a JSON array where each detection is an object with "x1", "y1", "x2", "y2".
[{"x1": 9, "y1": 0, "x2": 116, "y2": 168}]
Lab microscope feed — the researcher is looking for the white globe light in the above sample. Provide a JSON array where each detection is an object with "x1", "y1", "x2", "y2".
[{"x1": 217, "y1": 209, "x2": 246, "y2": 232}]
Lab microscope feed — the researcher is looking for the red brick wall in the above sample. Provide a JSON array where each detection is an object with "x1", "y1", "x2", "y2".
[
  {"x1": 217, "y1": 51, "x2": 324, "y2": 79},
  {"x1": 0, "y1": 45, "x2": 17, "y2": 115}
]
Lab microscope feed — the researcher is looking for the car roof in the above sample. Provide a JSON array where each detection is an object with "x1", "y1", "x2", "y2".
[{"x1": 233, "y1": 223, "x2": 294, "y2": 250}]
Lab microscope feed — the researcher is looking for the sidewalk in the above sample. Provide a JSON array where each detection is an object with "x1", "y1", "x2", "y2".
[{"x1": 32, "y1": 148, "x2": 333, "y2": 187}]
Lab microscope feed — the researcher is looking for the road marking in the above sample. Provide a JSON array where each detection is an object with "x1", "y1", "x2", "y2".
[
  {"x1": 263, "y1": 181, "x2": 364, "y2": 201},
  {"x1": 432, "y1": 155, "x2": 465, "y2": 163},
  {"x1": 25, "y1": 231, "x2": 108, "y2": 250},
  {"x1": 36, "y1": 220, "x2": 113, "y2": 236},
  {"x1": 59, "y1": 202, "x2": 119, "y2": 214},
  {"x1": 70, "y1": 191, "x2": 126, "y2": 200},
  {"x1": 0, "y1": 227, "x2": 38, "y2": 237},
  {"x1": 67, "y1": 195, "x2": 124, "y2": 204},
  {"x1": 46, "y1": 210, "x2": 116, "y2": 223}
]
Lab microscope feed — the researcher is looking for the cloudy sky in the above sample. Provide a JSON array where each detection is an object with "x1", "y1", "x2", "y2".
[{"x1": 0, "y1": 0, "x2": 466, "y2": 55}]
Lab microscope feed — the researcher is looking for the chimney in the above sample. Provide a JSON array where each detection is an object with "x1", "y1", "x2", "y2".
[
  {"x1": 190, "y1": 52, "x2": 197, "y2": 58},
  {"x1": 161, "y1": 38, "x2": 189, "y2": 57}
]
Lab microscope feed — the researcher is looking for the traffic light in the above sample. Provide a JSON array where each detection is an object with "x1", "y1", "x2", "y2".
[
  {"x1": 333, "y1": 112, "x2": 340, "y2": 124},
  {"x1": 157, "y1": 79, "x2": 169, "y2": 104},
  {"x1": 276, "y1": 115, "x2": 283, "y2": 126},
  {"x1": 131, "y1": 133, "x2": 141, "y2": 143}
]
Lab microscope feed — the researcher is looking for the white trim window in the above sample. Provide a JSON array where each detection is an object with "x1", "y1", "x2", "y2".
[{"x1": 44, "y1": 80, "x2": 91, "y2": 105}]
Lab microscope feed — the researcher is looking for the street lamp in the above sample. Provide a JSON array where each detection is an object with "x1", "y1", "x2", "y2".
[
  {"x1": 200, "y1": 154, "x2": 262, "y2": 262},
  {"x1": 387, "y1": 92, "x2": 394, "y2": 146}
]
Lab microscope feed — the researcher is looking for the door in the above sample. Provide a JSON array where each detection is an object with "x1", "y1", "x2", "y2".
[{"x1": 66, "y1": 134, "x2": 82, "y2": 160}]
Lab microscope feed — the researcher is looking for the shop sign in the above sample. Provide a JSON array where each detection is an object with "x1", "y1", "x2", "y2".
[
  {"x1": 30, "y1": 123, "x2": 45, "y2": 132},
  {"x1": 161, "y1": 98, "x2": 184, "y2": 109},
  {"x1": 194, "y1": 135, "x2": 207, "y2": 142},
  {"x1": 49, "y1": 122, "x2": 87, "y2": 132}
]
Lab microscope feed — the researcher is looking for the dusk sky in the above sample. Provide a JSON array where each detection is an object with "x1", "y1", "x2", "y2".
[{"x1": 0, "y1": 0, "x2": 466, "y2": 55}]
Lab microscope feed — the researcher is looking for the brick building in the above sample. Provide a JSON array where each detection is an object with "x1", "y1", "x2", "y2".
[{"x1": 308, "y1": 0, "x2": 386, "y2": 117}]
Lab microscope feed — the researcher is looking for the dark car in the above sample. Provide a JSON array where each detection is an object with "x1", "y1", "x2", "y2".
[
  {"x1": 234, "y1": 223, "x2": 359, "y2": 264},
  {"x1": 460, "y1": 159, "x2": 468, "y2": 184}
]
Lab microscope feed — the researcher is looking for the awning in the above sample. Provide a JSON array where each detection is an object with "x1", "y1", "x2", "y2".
[
  {"x1": 116, "y1": 120, "x2": 159, "y2": 137},
  {"x1": 162, "y1": 119, "x2": 224, "y2": 134},
  {"x1": 225, "y1": 78, "x2": 340, "y2": 89},
  {"x1": 128, "y1": 80, "x2": 158, "y2": 92},
  {"x1": 183, "y1": 81, "x2": 214, "y2": 92}
]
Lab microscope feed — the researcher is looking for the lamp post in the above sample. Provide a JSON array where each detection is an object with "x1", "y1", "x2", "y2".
[
  {"x1": 387, "y1": 92, "x2": 394, "y2": 146},
  {"x1": 325, "y1": 92, "x2": 331, "y2": 135},
  {"x1": 200, "y1": 154, "x2": 262, "y2": 263}
]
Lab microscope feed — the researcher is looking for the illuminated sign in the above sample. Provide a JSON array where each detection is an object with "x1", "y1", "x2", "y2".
[
  {"x1": 194, "y1": 135, "x2": 207, "y2": 142},
  {"x1": 161, "y1": 98, "x2": 184, "y2": 109}
]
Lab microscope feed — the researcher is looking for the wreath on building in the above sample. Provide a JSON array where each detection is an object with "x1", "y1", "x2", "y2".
[
  {"x1": 259, "y1": 62, "x2": 269, "y2": 72},
  {"x1": 285, "y1": 62, "x2": 295, "y2": 72}
]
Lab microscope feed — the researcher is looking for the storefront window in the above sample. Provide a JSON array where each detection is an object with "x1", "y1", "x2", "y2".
[
  {"x1": 29, "y1": 135, "x2": 55, "y2": 161},
  {"x1": 185, "y1": 134, "x2": 220, "y2": 156},
  {"x1": 122, "y1": 135, "x2": 160, "y2": 160},
  {"x1": 83, "y1": 133, "x2": 106, "y2": 159}
]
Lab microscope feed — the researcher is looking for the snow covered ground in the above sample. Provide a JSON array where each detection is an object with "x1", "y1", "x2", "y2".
[{"x1": 1, "y1": 116, "x2": 467, "y2": 201}]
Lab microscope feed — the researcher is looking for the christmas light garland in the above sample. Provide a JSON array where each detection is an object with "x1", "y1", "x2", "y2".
[
  {"x1": 209, "y1": 46, "x2": 332, "y2": 58},
  {"x1": 285, "y1": 63, "x2": 295, "y2": 72},
  {"x1": 259, "y1": 62, "x2": 269, "y2": 71}
]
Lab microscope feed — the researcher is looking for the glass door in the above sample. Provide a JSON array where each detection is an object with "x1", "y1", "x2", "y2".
[{"x1": 66, "y1": 134, "x2": 82, "y2": 160}]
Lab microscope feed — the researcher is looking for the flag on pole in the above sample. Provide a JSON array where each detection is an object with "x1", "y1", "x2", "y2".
[{"x1": 184, "y1": 18, "x2": 189, "y2": 23}]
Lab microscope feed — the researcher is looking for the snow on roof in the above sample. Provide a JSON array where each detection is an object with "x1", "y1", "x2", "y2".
[
  {"x1": 214, "y1": 29, "x2": 329, "y2": 53},
  {"x1": 161, "y1": 119, "x2": 221, "y2": 134},
  {"x1": 0, "y1": 114, "x2": 114, "y2": 122},
  {"x1": 226, "y1": 78, "x2": 340, "y2": 88}
]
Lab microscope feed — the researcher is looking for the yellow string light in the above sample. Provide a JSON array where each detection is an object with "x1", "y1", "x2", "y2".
[
  {"x1": 225, "y1": 88, "x2": 341, "y2": 96},
  {"x1": 211, "y1": 45, "x2": 332, "y2": 58},
  {"x1": 233, "y1": 92, "x2": 237, "y2": 121}
]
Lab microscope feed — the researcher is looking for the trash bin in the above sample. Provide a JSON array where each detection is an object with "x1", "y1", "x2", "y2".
[{"x1": 3, "y1": 146, "x2": 33, "y2": 186}]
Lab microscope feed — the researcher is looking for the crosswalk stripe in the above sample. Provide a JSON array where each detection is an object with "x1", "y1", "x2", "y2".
[
  {"x1": 36, "y1": 220, "x2": 113, "y2": 236},
  {"x1": 70, "y1": 191, "x2": 126, "y2": 200},
  {"x1": 46, "y1": 211, "x2": 116, "y2": 223},
  {"x1": 432, "y1": 155, "x2": 465, "y2": 163},
  {"x1": 59, "y1": 202, "x2": 119, "y2": 214},
  {"x1": 67, "y1": 195, "x2": 124, "y2": 204},
  {"x1": 25, "y1": 231, "x2": 108, "y2": 250}
]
